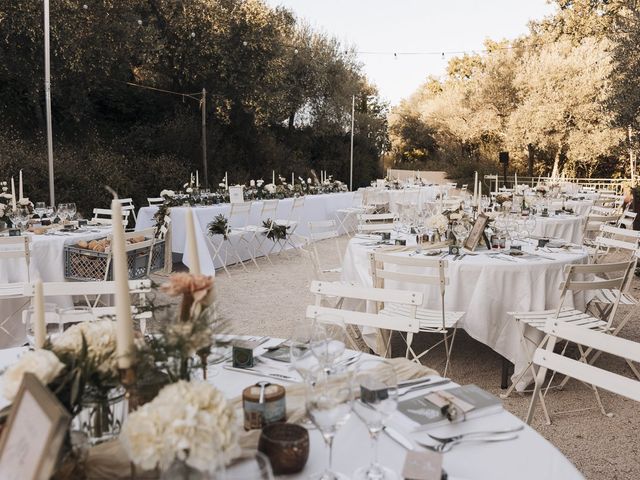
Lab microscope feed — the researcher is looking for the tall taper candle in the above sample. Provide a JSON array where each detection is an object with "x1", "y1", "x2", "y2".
[
  {"x1": 10, "y1": 177, "x2": 16, "y2": 209},
  {"x1": 272, "y1": 170, "x2": 275, "y2": 185},
  {"x1": 225, "y1": 172, "x2": 228, "y2": 190},
  {"x1": 473, "y1": 171, "x2": 478, "y2": 206},
  {"x1": 33, "y1": 280, "x2": 46, "y2": 349},
  {"x1": 19, "y1": 170, "x2": 23, "y2": 200},
  {"x1": 185, "y1": 208, "x2": 201, "y2": 275},
  {"x1": 196, "y1": 170, "x2": 199, "y2": 188},
  {"x1": 292, "y1": 172, "x2": 294, "y2": 185},
  {"x1": 515, "y1": 172, "x2": 518, "y2": 189},
  {"x1": 111, "y1": 198, "x2": 134, "y2": 369}
]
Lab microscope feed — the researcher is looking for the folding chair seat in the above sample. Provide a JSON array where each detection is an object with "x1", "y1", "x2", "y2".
[{"x1": 370, "y1": 252, "x2": 464, "y2": 376}]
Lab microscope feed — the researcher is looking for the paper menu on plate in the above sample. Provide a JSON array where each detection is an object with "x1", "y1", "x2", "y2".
[{"x1": 397, "y1": 384, "x2": 502, "y2": 431}]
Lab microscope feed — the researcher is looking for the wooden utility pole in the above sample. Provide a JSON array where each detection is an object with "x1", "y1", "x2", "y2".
[{"x1": 201, "y1": 88, "x2": 208, "y2": 188}]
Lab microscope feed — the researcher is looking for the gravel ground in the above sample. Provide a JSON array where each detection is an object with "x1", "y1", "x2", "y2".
[{"x1": 172, "y1": 236, "x2": 640, "y2": 479}]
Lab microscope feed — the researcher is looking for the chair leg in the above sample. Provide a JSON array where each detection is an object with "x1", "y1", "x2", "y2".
[
  {"x1": 442, "y1": 327, "x2": 458, "y2": 378},
  {"x1": 525, "y1": 380, "x2": 542, "y2": 425}
]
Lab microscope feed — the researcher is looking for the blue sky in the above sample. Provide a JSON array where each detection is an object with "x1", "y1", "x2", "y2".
[{"x1": 264, "y1": 0, "x2": 556, "y2": 105}]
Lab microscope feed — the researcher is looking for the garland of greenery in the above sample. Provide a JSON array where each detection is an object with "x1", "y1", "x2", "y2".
[
  {"x1": 207, "y1": 214, "x2": 229, "y2": 239},
  {"x1": 262, "y1": 218, "x2": 289, "y2": 241}
]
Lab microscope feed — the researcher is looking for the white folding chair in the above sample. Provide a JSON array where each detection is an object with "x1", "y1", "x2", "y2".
[
  {"x1": 147, "y1": 197, "x2": 165, "y2": 207},
  {"x1": 526, "y1": 317, "x2": 640, "y2": 425},
  {"x1": 505, "y1": 260, "x2": 633, "y2": 423},
  {"x1": 91, "y1": 208, "x2": 130, "y2": 227},
  {"x1": 246, "y1": 199, "x2": 280, "y2": 266},
  {"x1": 357, "y1": 213, "x2": 395, "y2": 233},
  {"x1": 103, "y1": 228, "x2": 156, "y2": 280},
  {"x1": 205, "y1": 203, "x2": 253, "y2": 277},
  {"x1": 0, "y1": 236, "x2": 31, "y2": 285},
  {"x1": 307, "y1": 280, "x2": 422, "y2": 354},
  {"x1": 335, "y1": 189, "x2": 369, "y2": 236},
  {"x1": 308, "y1": 220, "x2": 343, "y2": 277},
  {"x1": 117, "y1": 197, "x2": 137, "y2": 224},
  {"x1": 582, "y1": 213, "x2": 619, "y2": 246},
  {"x1": 271, "y1": 197, "x2": 306, "y2": 254},
  {"x1": 370, "y1": 252, "x2": 464, "y2": 375},
  {"x1": 617, "y1": 208, "x2": 636, "y2": 229}
]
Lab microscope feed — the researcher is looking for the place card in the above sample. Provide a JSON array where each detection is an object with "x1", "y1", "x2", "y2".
[
  {"x1": 8, "y1": 229, "x2": 21, "y2": 236},
  {"x1": 232, "y1": 340, "x2": 259, "y2": 368},
  {"x1": 0, "y1": 373, "x2": 70, "y2": 480},
  {"x1": 229, "y1": 186, "x2": 244, "y2": 204},
  {"x1": 402, "y1": 450, "x2": 443, "y2": 480}
]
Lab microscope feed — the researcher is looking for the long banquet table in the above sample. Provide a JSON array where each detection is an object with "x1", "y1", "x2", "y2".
[
  {"x1": 135, "y1": 192, "x2": 356, "y2": 275},
  {"x1": 0, "y1": 340, "x2": 584, "y2": 479},
  {"x1": 0, "y1": 227, "x2": 112, "y2": 348},
  {"x1": 342, "y1": 234, "x2": 590, "y2": 390}
]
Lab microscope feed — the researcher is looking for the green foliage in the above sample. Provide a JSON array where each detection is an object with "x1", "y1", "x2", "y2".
[
  {"x1": 207, "y1": 214, "x2": 229, "y2": 239},
  {"x1": 0, "y1": 0, "x2": 388, "y2": 207}
]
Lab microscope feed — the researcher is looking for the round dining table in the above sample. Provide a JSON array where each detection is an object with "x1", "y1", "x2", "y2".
[
  {"x1": 0, "y1": 340, "x2": 584, "y2": 479},
  {"x1": 342, "y1": 234, "x2": 589, "y2": 391},
  {"x1": 531, "y1": 214, "x2": 583, "y2": 244}
]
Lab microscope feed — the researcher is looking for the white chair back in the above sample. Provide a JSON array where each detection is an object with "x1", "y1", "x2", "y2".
[
  {"x1": 147, "y1": 197, "x2": 164, "y2": 206},
  {"x1": 259, "y1": 199, "x2": 279, "y2": 222},
  {"x1": 92, "y1": 208, "x2": 130, "y2": 226},
  {"x1": 229, "y1": 202, "x2": 252, "y2": 229},
  {"x1": 0, "y1": 236, "x2": 31, "y2": 278},
  {"x1": 117, "y1": 198, "x2": 137, "y2": 221},
  {"x1": 357, "y1": 213, "x2": 394, "y2": 233}
]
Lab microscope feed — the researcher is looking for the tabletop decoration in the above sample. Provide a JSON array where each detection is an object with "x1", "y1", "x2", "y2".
[
  {"x1": 120, "y1": 380, "x2": 240, "y2": 478},
  {"x1": 207, "y1": 213, "x2": 229, "y2": 239},
  {"x1": 535, "y1": 185, "x2": 549, "y2": 197}
]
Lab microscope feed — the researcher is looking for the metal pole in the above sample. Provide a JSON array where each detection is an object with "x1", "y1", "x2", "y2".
[
  {"x1": 629, "y1": 125, "x2": 634, "y2": 186},
  {"x1": 44, "y1": 0, "x2": 55, "y2": 206},
  {"x1": 349, "y1": 94, "x2": 355, "y2": 191},
  {"x1": 201, "y1": 88, "x2": 208, "y2": 188}
]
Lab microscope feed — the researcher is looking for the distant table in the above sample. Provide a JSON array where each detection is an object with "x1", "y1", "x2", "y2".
[
  {"x1": 136, "y1": 192, "x2": 356, "y2": 276},
  {"x1": 0, "y1": 227, "x2": 111, "y2": 348},
  {"x1": 342, "y1": 235, "x2": 589, "y2": 391},
  {"x1": 532, "y1": 214, "x2": 583, "y2": 244}
]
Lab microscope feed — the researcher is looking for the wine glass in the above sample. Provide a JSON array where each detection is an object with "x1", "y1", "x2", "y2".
[
  {"x1": 67, "y1": 202, "x2": 77, "y2": 220},
  {"x1": 46, "y1": 205, "x2": 55, "y2": 219},
  {"x1": 57, "y1": 203, "x2": 68, "y2": 223},
  {"x1": 524, "y1": 217, "x2": 537, "y2": 241},
  {"x1": 35, "y1": 202, "x2": 46, "y2": 219},
  {"x1": 353, "y1": 360, "x2": 399, "y2": 480},
  {"x1": 16, "y1": 206, "x2": 30, "y2": 231},
  {"x1": 306, "y1": 365, "x2": 354, "y2": 480},
  {"x1": 290, "y1": 320, "x2": 319, "y2": 381},
  {"x1": 452, "y1": 221, "x2": 470, "y2": 247},
  {"x1": 310, "y1": 315, "x2": 347, "y2": 370}
]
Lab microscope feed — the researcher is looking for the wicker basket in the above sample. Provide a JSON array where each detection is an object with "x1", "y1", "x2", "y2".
[{"x1": 64, "y1": 239, "x2": 165, "y2": 281}]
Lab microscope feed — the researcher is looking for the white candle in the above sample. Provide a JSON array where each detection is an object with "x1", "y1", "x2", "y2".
[
  {"x1": 272, "y1": 170, "x2": 275, "y2": 185},
  {"x1": 515, "y1": 172, "x2": 518, "y2": 189},
  {"x1": 479, "y1": 182, "x2": 482, "y2": 208},
  {"x1": 19, "y1": 170, "x2": 23, "y2": 200},
  {"x1": 292, "y1": 172, "x2": 295, "y2": 185},
  {"x1": 185, "y1": 208, "x2": 201, "y2": 275},
  {"x1": 196, "y1": 170, "x2": 199, "y2": 188},
  {"x1": 225, "y1": 172, "x2": 228, "y2": 190},
  {"x1": 10, "y1": 177, "x2": 16, "y2": 209},
  {"x1": 111, "y1": 198, "x2": 134, "y2": 369},
  {"x1": 473, "y1": 171, "x2": 478, "y2": 205},
  {"x1": 33, "y1": 280, "x2": 46, "y2": 349}
]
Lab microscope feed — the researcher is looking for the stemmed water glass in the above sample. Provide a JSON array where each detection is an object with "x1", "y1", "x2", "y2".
[
  {"x1": 353, "y1": 360, "x2": 399, "y2": 480},
  {"x1": 34, "y1": 202, "x2": 47, "y2": 219},
  {"x1": 57, "y1": 203, "x2": 68, "y2": 223},
  {"x1": 305, "y1": 365, "x2": 354, "y2": 480},
  {"x1": 67, "y1": 202, "x2": 77, "y2": 221},
  {"x1": 310, "y1": 315, "x2": 348, "y2": 370},
  {"x1": 290, "y1": 320, "x2": 319, "y2": 381}
]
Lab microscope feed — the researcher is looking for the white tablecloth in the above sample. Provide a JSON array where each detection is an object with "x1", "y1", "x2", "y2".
[
  {"x1": 0, "y1": 227, "x2": 112, "y2": 347},
  {"x1": 342, "y1": 236, "x2": 589, "y2": 390},
  {"x1": 0, "y1": 340, "x2": 583, "y2": 479},
  {"x1": 532, "y1": 215, "x2": 583, "y2": 244},
  {"x1": 365, "y1": 187, "x2": 443, "y2": 213},
  {"x1": 136, "y1": 193, "x2": 356, "y2": 276}
]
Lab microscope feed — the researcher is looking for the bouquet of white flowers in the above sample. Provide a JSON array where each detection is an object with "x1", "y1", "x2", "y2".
[
  {"x1": 427, "y1": 213, "x2": 449, "y2": 234},
  {"x1": 120, "y1": 380, "x2": 240, "y2": 473}
]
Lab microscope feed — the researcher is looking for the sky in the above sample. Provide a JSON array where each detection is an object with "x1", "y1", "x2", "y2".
[{"x1": 264, "y1": 0, "x2": 557, "y2": 106}]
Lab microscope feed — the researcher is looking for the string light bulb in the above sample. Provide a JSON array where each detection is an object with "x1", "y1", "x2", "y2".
[
  {"x1": 137, "y1": 19, "x2": 143, "y2": 25},
  {"x1": 83, "y1": 4, "x2": 88, "y2": 9},
  {"x1": 191, "y1": 32, "x2": 196, "y2": 38},
  {"x1": 293, "y1": 48, "x2": 299, "y2": 54},
  {"x1": 243, "y1": 41, "x2": 248, "y2": 47}
]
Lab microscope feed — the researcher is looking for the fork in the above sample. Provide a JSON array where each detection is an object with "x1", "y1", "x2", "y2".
[
  {"x1": 416, "y1": 434, "x2": 519, "y2": 453},
  {"x1": 427, "y1": 424, "x2": 524, "y2": 444}
]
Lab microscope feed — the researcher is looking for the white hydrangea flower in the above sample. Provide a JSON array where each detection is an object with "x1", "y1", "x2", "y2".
[
  {"x1": 249, "y1": 180, "x2": 255, "y2": 187},
  {"x1": 186, "y1": 188, "x2": 193, "y2": 194},
  {"x1": 18, "y1": 198, "x2": 31, "y2": 206},
  {"x1": 2, "y1": 350, "x2": 65, "y2": 401},
  {"x1": 160, "y1": 190, "x2": 175, "y2": 198},
  {"x1": 265, "y1": 183, "x2": 276, "y2": 194}
]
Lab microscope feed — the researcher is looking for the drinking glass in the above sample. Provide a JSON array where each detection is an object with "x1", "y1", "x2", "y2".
[
  {"x1": 16, "y1": 206, "x2": 30, "y2": 231},
  {"x1": 290, "y1": 320, "x2": 319, "y2": 381},
  {"x1": 57, "y1": 203, "x2": 68, "y2": 222},
  {"x1": 35, "y1": 202, "x2": 47, "y2": 219},
  {"x1": 220, "y1": 450, "x2": 274, "y2": 480},
  {"x1": 46, "y1": 205, "x2": 55, "y2": 219},
  {"x1": 310, "y1": 315, "x2": 347, "y2": 370},
  {"x1": 67, "y1": 202, "x2": 77, "y2": 220},
  {"x1": 306, "y1": 365, "x2": 354, "y2": 480},
  {"x1": 524, "y1": 217, "x2": 537, "y2": 240},
  {"x1": 353, "y1": 360, "x2": 399, "y2": 480}
]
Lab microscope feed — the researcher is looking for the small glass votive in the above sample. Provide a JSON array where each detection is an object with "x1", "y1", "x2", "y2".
[{"x1": 258, "y1": 423, "x2": 309, "y2": 475}]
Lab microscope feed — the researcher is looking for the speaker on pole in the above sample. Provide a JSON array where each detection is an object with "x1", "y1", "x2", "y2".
[{"x1": 499, "y1": 152, "x2": 509, "y2": 187}]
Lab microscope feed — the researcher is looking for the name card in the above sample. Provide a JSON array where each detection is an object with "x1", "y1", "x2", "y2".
[
  {"x1": 402, "y1": 450, "x2": 443, "y2": 480},
  {"x1": 229, "y1": 186, "x2": 244, "y2": 204},
  {"x1": 0, "y1": 373, "x2": 70, "y2": 480}
]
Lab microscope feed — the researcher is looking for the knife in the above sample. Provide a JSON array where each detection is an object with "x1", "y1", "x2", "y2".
[
  {"x1": 223, "y1": 365, "x2": 296, "y2": 382},
  {"x1": 383, "y1": 426, "x2": 416, "y2": 450}
]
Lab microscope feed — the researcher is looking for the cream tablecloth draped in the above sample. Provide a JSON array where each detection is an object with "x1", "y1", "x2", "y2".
[
  {"x1": 136, "y1": 192, "x2": 356, "y2": 276},
  {"x1": 341, "y1": 236, "x2": 589, "y2": 391},
  {"x1": 531, "y1": 214, "x2": 584, "y2": 244}
]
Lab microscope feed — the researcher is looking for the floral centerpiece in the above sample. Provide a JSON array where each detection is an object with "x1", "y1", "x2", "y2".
[
  {"x1": 495, "y1": 193, "x2": 512, "y2": 206},
  {"x1": 535, "y1": 185, "x2": 549, "y2": 197},
  {"x1": 120, "y1": 380, "x2": 240, "y2": 476},
  {"x1": 426, "y1": 213, "x2": 449, "y2": 236}
]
